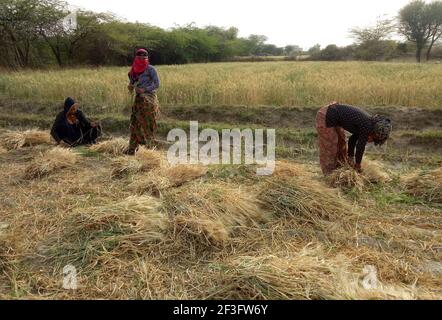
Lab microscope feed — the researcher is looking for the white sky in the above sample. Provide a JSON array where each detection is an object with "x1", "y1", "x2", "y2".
[{"x1": 67, "y1": 0, "x2": 413, "y2": 49}]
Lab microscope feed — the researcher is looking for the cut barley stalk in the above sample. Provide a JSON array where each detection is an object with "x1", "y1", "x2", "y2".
[
  {"x1": 403, "y1": 167, "x2": 442, "y2": 204},
  {"x1": 0, "y1": 129, "x2": 52, "y2": 150},
  {"x1": 24, "y1": 147, "x2": 79, "y2": 179},
  {"x1": 89, "y1": 138, "x2": 128, "y2": 156}
]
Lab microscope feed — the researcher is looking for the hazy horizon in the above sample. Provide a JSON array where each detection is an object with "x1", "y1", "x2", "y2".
[{"x1": 67, "y1": 0, "x2": 413, "y2": 50}]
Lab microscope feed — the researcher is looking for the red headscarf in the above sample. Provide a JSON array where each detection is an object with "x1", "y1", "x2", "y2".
[{"x1": 128, "y1": 49, "x2": 149, "y2": 82}]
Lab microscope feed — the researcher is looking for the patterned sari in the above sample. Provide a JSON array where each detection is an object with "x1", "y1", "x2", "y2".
[
  {"x1": 128, "y1": 93, "x2": 160, "y2": 152},
  {"x1": 316, "y1": 102, "x2": 348, "y2": 175}
]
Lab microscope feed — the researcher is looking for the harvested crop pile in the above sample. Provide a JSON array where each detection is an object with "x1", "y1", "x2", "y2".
[
  {"x1": 261, "y1": 176, "x2": 353, "y2": 225},
  {"x1": 0, "y1": 129, "x2": 52, "y2": 150},
  {"x1": 327, "y1": 166, "x2": 365, "y2": 192},
  {"x1": 24, "y1": 147, "x2": 79, "y2": 179},
  {"x1": 89, "y1": 138, "x2": 128, "y2": 155},
  {"x1": 164, "y1": 183, "x2": 272, "y2": 246},
  {"x1": 273, "y1": 161, "x2": 311, "y2": 179},
  {"x1": 45, "y1": 196, "x2": 169, "y2": 264},
  {"x1": 173, "y1": 215, "x2": 229, "y2": 247},
  {"x1": 403, "y1": 167, "x2": 442, "y2": 203},
  {"x1": 111, "y1": 147, "x2": 163, "y2": 178},
  {"x1": 165, "y1": 165, "x2": 208, "y2": 187},
  {"x1": 135, "y1": 147, "x2": 163, "y2": 170},
  {"x1": 130, "y1": 164, "x2": 208, "y2": 195},
  {"x1": 362, "y1": 160, "x2": 391, "y2": 183},
  {"x1": 111, "y1": 157, "x2": 143, "y2": 178},
  {"x1": 78, "y1": 195, "x2": 168, "y2": 245},
  {"x1": 327, "y1": 160, "x2": 391, "y2": 191},
  {"x1": 211, "y1": 246, "x2": 427, "y2": 300},
  {"x1": 212, "y1": 247, "x2": 341, "y2": 299}
]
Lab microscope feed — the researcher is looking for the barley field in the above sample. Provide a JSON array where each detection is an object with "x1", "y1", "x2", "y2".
[{"x1": 1, "y1": 62, "x2": 441, "y2": 112}]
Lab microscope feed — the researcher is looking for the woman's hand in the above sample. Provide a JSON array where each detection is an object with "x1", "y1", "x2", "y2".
[
  {"x1": 58, "y1": 141, "x2": 71, "y2": 148},
  {"x1": 136, "y1": 87, "x2": 145, "y2": 94},
  {"x1": 353, "y1": 162, "x2": 362, "y2": 173}
]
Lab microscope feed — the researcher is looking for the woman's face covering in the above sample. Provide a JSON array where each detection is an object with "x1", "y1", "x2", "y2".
[{"x1": 68, "y1": 104, "x2": 79, "y2": 115}]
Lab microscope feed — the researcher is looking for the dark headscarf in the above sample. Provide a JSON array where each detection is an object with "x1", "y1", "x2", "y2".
[
  {"x1": 372, "y1": 115, "x2": 392, "y2": 146},
  {"x1": 64, "y1": 97, "x2": 76, "y2": 113}
]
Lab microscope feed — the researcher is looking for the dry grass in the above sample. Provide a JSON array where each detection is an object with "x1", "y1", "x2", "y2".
[
  {"x1": 327, "y1": 166, "x2": 366, "y2": 192},
  {"x1": 273, "y1": 160, "x2": 311, "y2": 178},
  {"x1": 327, "y1": 161, "x2": 391, "y2": 192},
  {"x1": 0, "y1": 129, "x2": 52, "y2": 150},
  {"x1": 163, "y1": 165, "x2": 208, "y2": 187},
  {"x1": 0, "y1": 146, "x2": 7, "y2": 155},
  {"x1": 261, "y1": 175, "x2": 353, "y2": 225},
  {"x1": 130, "y1": 164, "x2": 208, "y2": 195},
  {"x1": 1, "y1": 138, "x2": 441, "y2": 300},
  {"x1": 134, "y1": 147, "x2": 164, "y2": 171},
  {"x1": 173, "y1": 215, "x2": 229, "y2": 247},
  {"x1": 164, "y1": 183, "x2": 271, "y2": 234},
  {"x1": 41, "y1": 196, "x2": 169, "y2": 267},
  {"x1": 110, "y1": 147, "x2": 163, "y2": 178},
  {"x1": 76, "y1": 195, "x2": 168, "y2": 245},
  {"x1": 210, "y1": 245, "x2": 426, "y2": 300},
  {"x1": 111, "y1": 157, "x2": 143, "y2": 178},
  {"x1": 403, "y1": 167, "x2": 442, "y2": 203},
  {"x1": 89, "y1": 138, "x2": 128, "y2": 156},
  {"x1": 362, "y1": 160, "x2": 392, "y2": 183},
  {"x1": 24, "y1": 147, "x2": 79, "y2": 179}
]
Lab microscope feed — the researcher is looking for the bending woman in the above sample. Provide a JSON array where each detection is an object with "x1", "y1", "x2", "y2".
[{"x1": 316, "y1": 102, "x2": 392, "y2": 175}]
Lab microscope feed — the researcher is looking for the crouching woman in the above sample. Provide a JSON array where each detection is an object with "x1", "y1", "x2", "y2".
[
  {"x1": 316, "y1": 102, "x2": 392, "y2": 175},
  {"x1": 50, "y1": 97, "x2": 101, "y2": 147}
]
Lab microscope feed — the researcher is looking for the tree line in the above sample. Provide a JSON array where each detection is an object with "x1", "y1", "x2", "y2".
[{"x1": 0, "y1": 0, "x2": 441, "y2": 69}]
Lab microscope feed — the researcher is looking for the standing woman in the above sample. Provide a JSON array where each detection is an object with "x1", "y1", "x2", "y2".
[{"x1": 126, "y1": 48, "x2": 160, "y2": 155}]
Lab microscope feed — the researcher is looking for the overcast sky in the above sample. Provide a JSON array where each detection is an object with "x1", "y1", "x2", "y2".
[{"x1": 67, "y1": 0, "x2": 413, "y2": 49}]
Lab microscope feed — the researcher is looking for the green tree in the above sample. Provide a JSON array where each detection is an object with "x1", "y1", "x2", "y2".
[
  {"x1": 307, "y1": 44, "x2": 321, "y2": 56},
  {"x1": 425, "y1": 1, "x2": 442, "y2": 60},
  {"x1": 350, "y1": 16, "x2": 396, "y2": 60},
  {"x1": 0, "y1": 0, "x2": 44, "y2": 67},
  {"x1": 399, "y1": 0, "x2": 434, "y2": 62}
]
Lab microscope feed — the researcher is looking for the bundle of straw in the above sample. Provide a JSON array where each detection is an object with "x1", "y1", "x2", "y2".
[
  {"x1": 41, "y1": 196, "x2": 168, "y2": 269},
  {"x1": 327, "y1": 160, "x2": 391, "y2": 192},
  {"x1": 24, "y1": 147, "x2": 79, "y2": 179},
  {"x1": 403, "y1": 167, "x2": 442, "y2": 203},
  {"x1": 164, "y1": 165, "x2": 208, "y2": 187},
  {"x1": 130, "y1": 165, "x2": 208, "y2": 195},
  {"x1": 0, "y1": 129, "x2": 52, "y2": 150},
  {"x1": 111, "y1": 157, "x2": 143, "y2": 178},
  {"x1": 164, "y1": 183, "x2": 272, "y2": 244},
  {"x1": 89, "y1": 138, "x2": 128, "y2": 155},
  {"x1": 77, "y1": 195, "x2": 168, "y2": 245},
  {"x1": 135, "y1": 147, "x2": 163, "y2": 171},
  {"x1": 211, "y1": 246, "x2": 344, "y2": 300},
  {"x1": 212, "y1": 246, "x2": 426, "y2": 300},
  {"x1": 261, "y1": 176, "x2": 352, "y2": 224},
  {"x1": 173, "y1": 215, "x2": 229, "y2": 247},
  {"x1": 327, "y1": 165, "x2": 365, "y2": 192},
  {"x1": 273, "y1": 161, "x2": 310, "y2": 179}
]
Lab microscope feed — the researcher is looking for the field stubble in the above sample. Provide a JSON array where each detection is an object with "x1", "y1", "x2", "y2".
[{"x1": 0, "y1": 129, "x2": 440, "y2": 300}]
